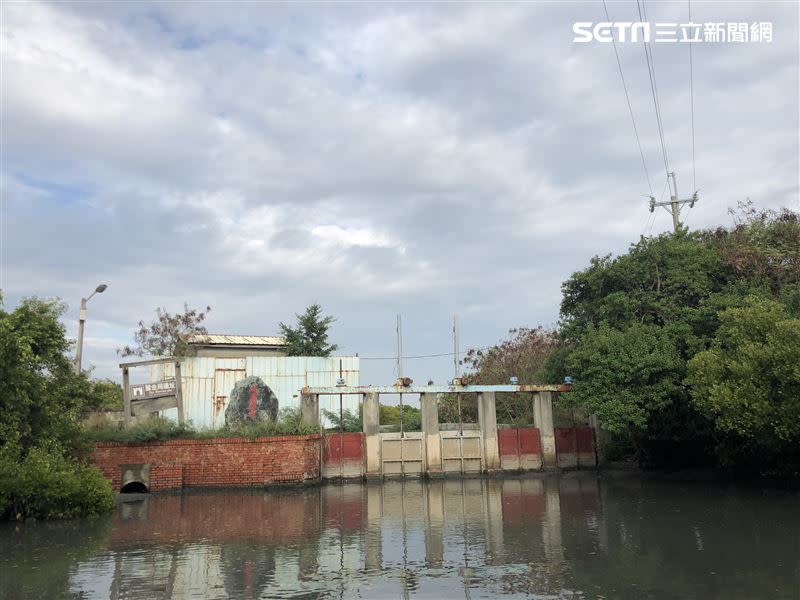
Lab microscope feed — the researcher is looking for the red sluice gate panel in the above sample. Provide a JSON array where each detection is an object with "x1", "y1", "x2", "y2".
[
  {"x1": 498, "y1": 428, "x2": 520, "y2": 456},
  {"x1": 518, "y1": 428, "x2": 542, "y2": 455},
  {"x1": 555, "y1": 428, "x2": 577, "y2": 454},
  {"x1": 323, "y1": 432, "x2": 365, "y2": 464},
  {"x1": 576, "y1": 427, "x2": 595, "y2": 454}
]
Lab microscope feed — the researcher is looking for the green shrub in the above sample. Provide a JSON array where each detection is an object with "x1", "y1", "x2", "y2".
[
  {"x1": 321, "y1": 408, "x2": 362, "y2": 432},
  {"x1": 0, "y1": 447, "x2": 114, "y2": 521},
  {"x1": 380, "y1": 403, "x2": 422, "y2": 431},
  {"x1": 218, "y1": 408, "x2": 317, "y2": 438},
  {"x1": 85, "y1": 416, "x2": 195, "y2": 443},
  {"x1": 84, "y1": 408, "x2": 316, "y2": 443}
]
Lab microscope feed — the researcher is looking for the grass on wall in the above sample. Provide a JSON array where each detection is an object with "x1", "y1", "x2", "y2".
[{"x1": 85, "y1": 408, "x2": 317, "y2": 443}]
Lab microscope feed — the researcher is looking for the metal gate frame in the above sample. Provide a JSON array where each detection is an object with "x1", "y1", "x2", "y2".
[
  {"x1": 379, "y1": 432, "x2": 424, "y2": 476},
  {"x1": 439, "y1": 430, "x2": 483, "y2": 474}
]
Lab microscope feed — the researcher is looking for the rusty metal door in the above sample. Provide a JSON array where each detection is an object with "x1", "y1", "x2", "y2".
[{"x1": 212, "y1": 366, "x2": 246, "y2": 428}]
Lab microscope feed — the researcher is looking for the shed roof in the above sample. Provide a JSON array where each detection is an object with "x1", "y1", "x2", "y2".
[{"x1": 183, "y1": 333, "x2": 288, "y2": 347}]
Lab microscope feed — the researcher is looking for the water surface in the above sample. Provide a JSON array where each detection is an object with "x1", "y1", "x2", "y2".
[{"x1": 1, "y1": 475, "x2": 798, "y2": 599}]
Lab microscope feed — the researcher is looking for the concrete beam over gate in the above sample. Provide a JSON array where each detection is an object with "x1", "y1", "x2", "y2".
[{"x1": 301, "y1": 384, "x2": 571, "y2": 395}]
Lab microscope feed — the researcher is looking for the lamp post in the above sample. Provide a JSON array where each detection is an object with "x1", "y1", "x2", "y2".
[{"x1": 75, "y1": 283, "x2": 107, "y2": 374}]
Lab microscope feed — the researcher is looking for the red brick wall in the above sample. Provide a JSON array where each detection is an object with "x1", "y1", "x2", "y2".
[{"x1": 92, "y1": 435, "x2": 321, "y2": 492}]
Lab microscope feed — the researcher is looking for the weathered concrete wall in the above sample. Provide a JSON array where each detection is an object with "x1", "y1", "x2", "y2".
[
  {"x1": 363, "y1": 392, "x2": 381, "y2": 477},
  {"x1": 92, "y1": 435, "x2": 321, "y2": 492},
  {"x1": 421, "y1": 393, "x2": 442, "y2": 476},
  {"x1": 477, "y1": 392, "x2": 501, "y2": 472}
]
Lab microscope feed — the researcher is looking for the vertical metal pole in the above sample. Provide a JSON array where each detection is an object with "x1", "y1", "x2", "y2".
[
  {"x1": 339, "y1": 359, "x2": 344, "y2": 478},
  {"x1": 396, "y1": 314, "x2": 403, "y2": 379},
  {"x1": 397, "y1": 314, "x2": 404, "y2": 439},
  {"x1": 122, "y1": 367, "x2": 131, "y2": 425},
  {"x1": 454, "y1": 314, "x2": 462, "y2": 436},
  {"x1": 457, "y1": 394, "x2": 463, "y2": 436},
  {"x1": 74, "y1": 298, "x2": 87, "y2": 374},
  {"x1": 453, "y1": 314, "x2": 460, "y2": 380},
  {"x1": 399, "y1": 393, "x2": 404, "y2": 437}
]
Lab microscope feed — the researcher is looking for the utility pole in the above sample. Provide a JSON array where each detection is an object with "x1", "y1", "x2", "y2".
[
  {"x1": 76, "y1": 297, "x2": 88, "y2": 375},
  {"x1": 453, "y1": 314, "x2": 460, "y2": 380},
  {"x1": 453, "y1": 313, "x2": 462, "y2": 435},
  {"x1": 647, "y1": 171, "x2": 698, "y2": 233},
  {"x1": 74, "y1": 283, "x2": 108, "y2": 374},
  {"x1": 396, "y1": 313, "x2": 403, "y2": 379}
]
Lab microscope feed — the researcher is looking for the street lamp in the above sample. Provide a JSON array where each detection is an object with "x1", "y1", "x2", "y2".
[{"x1": 74, "y1": 283, "x2": 108, "y2": 374}]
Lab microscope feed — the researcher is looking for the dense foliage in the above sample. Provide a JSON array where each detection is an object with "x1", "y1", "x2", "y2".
[
  {"x1": 551, "y1": 205, "x2": 800, "y2": 469},
  {"x1": 0, "y1": 446, "x2": 114, "y2": 520},
  {"x1": 119, "y1": 303, "x2": 212, "y2": 357},
  {"x1": 453, "y1": 205, "x2": 799, "y2": 473},
  {"x1": 322, "y1": 408, "x2": 363, "y2": 432},
  {"x1": 687, "y1": 298, "x2": 800, "y2": 476},
  {"x1": 0, "y1": 296, "x2": 115, "y2": 520},
  {"x1": 279, "y1": 303, "x2": 338, "y2": 357},
  {"x1": 89, "y1": 379, "x2": 124, "y2": 411},
  {"x1": 457, "y1": 326, "x2": 558, "y2": 425},
  {"x1": 380, "y1": 403, "x2": 421, "y2": 431}
]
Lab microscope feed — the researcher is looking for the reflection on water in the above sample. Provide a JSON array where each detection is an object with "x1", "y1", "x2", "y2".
[{"x1": 1, "y1": 475, "x2": 798, "y2": 599}]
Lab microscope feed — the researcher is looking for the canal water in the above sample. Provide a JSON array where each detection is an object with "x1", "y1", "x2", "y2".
[{"x1": 1, "y1": 475, "x2": 798, "y2": 599}]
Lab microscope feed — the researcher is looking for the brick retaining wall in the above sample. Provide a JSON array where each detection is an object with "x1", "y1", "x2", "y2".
[{"x1": 92, "y1": 435, "x2": 321, "y2": 492}]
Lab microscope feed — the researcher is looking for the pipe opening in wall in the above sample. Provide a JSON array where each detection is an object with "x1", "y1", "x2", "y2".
[{"x1": 120, "y1": 481, "x2": 148, "y2": 494}]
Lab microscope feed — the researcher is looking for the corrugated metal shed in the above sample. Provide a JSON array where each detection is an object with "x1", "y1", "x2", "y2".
[
  {"x1": 183, "y1": 334, "x2": 288, "y2": 346},
  {"x1": 151, "y1": 356, "x2": 360, "y2": 429}
]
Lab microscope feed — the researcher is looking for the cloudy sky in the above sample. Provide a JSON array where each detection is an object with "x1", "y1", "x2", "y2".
[{"x1": 2, "y1": 1, "x2": 798, "y2": 385}]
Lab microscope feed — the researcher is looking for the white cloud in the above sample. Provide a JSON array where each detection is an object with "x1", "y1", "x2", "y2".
[
  {"x1": 1, "y1": 0, "x2": 797, "y2": 384},
  {"x1": 311, "y1": 224, "x2": 392, "y2": 248}
]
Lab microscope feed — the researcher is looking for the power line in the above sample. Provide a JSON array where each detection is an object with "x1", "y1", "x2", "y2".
[
  {"x1": 637, "y1": 0, "x2": 671, "y2": 178},
  {"x1": 360, "y1": 346, "x2": 494, "y2": 361},
  {"x1": 602, "y1": 0, "x2": 653, "y2": 195},
  {"x1": 636, "y1": 1, "x2": 699, "y2": 232},
  {"x1": 688, "y1": 0, "x2": 697, "y2": 192}
]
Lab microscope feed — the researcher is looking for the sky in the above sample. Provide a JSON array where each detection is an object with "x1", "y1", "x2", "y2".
[{"x1": 2, "y1": 0, "x2": 798, "y2": 387}]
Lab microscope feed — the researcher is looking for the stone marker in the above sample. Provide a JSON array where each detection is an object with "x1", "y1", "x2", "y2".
[{"x1": 225, "y1": 376, "x2": 279, "y2": 426}]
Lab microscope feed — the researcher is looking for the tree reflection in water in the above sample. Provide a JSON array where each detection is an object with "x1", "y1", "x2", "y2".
[{"x1": 1, "y1": 476, "x2": 797, "y2": 599}]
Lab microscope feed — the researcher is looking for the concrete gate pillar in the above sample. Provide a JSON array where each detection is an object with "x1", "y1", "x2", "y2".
[
  {"x1": 533, "y1": 392, "x2": 557, "y2": 469},
  {"x1": 421, "y1": 393, "x2": 442, "y2": 476},
  {"x1": 300, "y1": 393, "x2": 319, "y2": 428},
  {"x1": 363, "y1": 392, "x2": 381, "y2": 478},
  {"x1": 477, "y1": 392, "x2": 501, "y2": 472}
]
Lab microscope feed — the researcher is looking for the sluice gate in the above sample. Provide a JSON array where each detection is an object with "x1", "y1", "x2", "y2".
[{"x1": 303, "y1": 384, "x2": 598, "y2": 479}]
